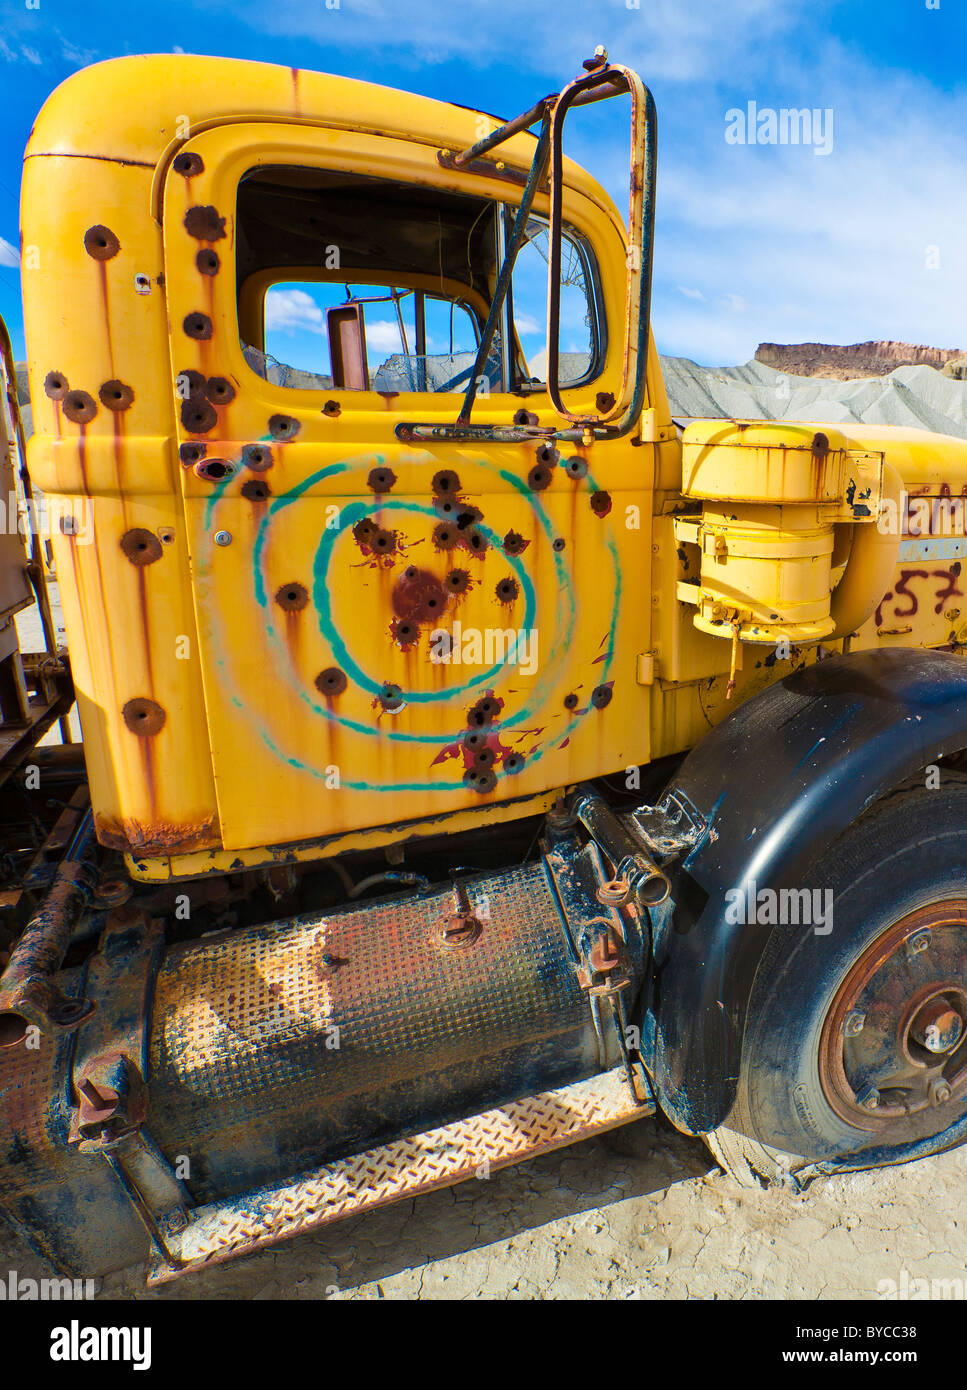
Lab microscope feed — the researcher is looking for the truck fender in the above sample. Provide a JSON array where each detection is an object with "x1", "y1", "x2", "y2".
[{"x1": 650, "y1": 646, "x2": 967, "y2": 1135}]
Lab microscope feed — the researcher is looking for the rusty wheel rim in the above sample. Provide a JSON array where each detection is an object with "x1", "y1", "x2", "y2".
[{"x1": 818, "y1": 901, "x2": 967, "y2": 1131}]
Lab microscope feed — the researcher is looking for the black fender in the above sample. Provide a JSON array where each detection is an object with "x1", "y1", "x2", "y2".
[{"x1": 651, "y1": 647, "x2": 967, "y2": 1135}]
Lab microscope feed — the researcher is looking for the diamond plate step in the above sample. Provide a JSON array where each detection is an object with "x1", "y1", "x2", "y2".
[{"x1": 147, "y1": 1065, "x2": 653, "y2": 1284}]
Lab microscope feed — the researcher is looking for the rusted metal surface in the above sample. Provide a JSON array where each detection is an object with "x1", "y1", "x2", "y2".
[{"x1": 147, "y1": 1064, "x2": 654, "y2": 1285}]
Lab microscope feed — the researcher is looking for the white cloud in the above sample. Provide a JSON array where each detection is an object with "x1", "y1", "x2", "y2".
[
  {"x1": 365, "y1": 319, "x2": 406, "y2": 353},
  {"x1": 264, "y1": 287, "x2": 326, "y2": 334},
  {"x1": 514, "y1": 313, "x2": 542, "y2": 337},
  {"x1": 0, "y1": 238, "x2": 19, "y2": 269},
  {"x1": 678, "y1": 286, "x2": 704, "y2": 301}
]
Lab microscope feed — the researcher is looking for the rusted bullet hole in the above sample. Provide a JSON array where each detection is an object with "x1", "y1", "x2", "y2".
[
  {"x1": 591, "y1": 684, "x2": 613, "y2": 709},
  {"x1": 565, "y1": 455, "x2": 588, "y2": 479},
  {"x1": 379, "y1": 682, "x2": 405, "y2": 713},
  {"x1": 468, "y1": 696, "x2": 499, "y2": 728},
  {"x1": 368, "y1": 467, "x2": 396, "y2": 493},
  {"x1": 84, "y1": 225, "x2": 120, "y2": 261},
  {"x1": 181, "y1": 399, "x2": 217, "y2": 433},
  {"x1": 432, "y1": 470, "x2": 460, "y2": 495},
  {"x1": 552, "y1": 537, "x2": 566, "y2": 552},
  {"x1": 44, "y1": 371, "x2": 69, "y2": 401},
  {"x1": 195, "y1": 458, "x2": 233, "y2": 481},
  {"x1": 183, "y1": 312, "x2": 213, "y2": 341},
  {"x1": 474, "y1": 747, "x2": 495, "y2": 770},
  {"x1": 564, "y1": 692, "x2": 579, "y2": 710},
  {"x1": 352, "y1": 518, "x2": 376, "y2": 545},
  {"x1": 177, "y1": 368, "x2": 207, "y2": 398},
  {"x1": 812, "y1": 431, "x2": 830, "y2": 460},
  {"x1": 495, "y1": 577, "x2": 519, "y2": 603},
  {"x1": 463, "y1": 730, "x2": 486, "y2": 752},
  {"x1": 206, "y1": 377, "x2": 236, "y2": 405},
  {"x1": 455, "y1": 507, "x2": 483, "y2": 530},
  {"x1": 99, "y1": 379, "x2": 134, "y2": 412},
  {"x1": 505, "y1": 753, "x2": 524, "y2": 774},
  {"x1": 528, "y1": 465, "x2": 551, "y2": 491},
  {"x1": 315, "y1": 667, "x2": 347, "y2": 696},
  {"x1": 392, "y1": 619, "x2": 419, "y2": 647},
  {"x1": 502, "y1": 530, "x2": 530, "y2": 556},
  {"x1": 446, "y1": 568, "x2": 470, "y2": 594},
  {"x1": 590, "y1": 490, "x2": 612, "y2": 517},
  {"x1": 196, "y1": 248, "x2": 220, "y2": 276},
  {"x1": 122, "y1": 697, "x2": 166, "y2": 736},
  {"x1": 179, "y1": 442, "x2": 205, "y2": 466},
  {"x1": 242, "y1": 444, "x2": 272, "y2": 472},
  {"x1": 275, "y1": 582, "x2": 309, "y2": 612},
  {"x1": 173, "y1": 151, "x2": 204, "y2": 178},
  {"x1": 120, "y1": 528, "x2": 163, "y2": 566},
  {"x1": 596, "y1": 390, "x2": 616, "y2": 412},
  {"x1": 536, "y1": 443, "x2": 560, "y2": 467},
  {"x1": 514, "y1": 408, "x2": 539, "y2": 427},
  {"x1": 184, "y1": 206, "x2": 226, "y2": 241},
  {"x1": 465, "y1": 529, "x2": 487, "y2": 554},
  {"x1": 63, "y1": 391, "x2": 98, "y2": 425},
  {"x1": 322, "y1": 400, "x2": 341, "y2": 418},
  {"x1": 466, "y1": 768, "x2": 496, "y2": 795},
  {"x1": 241, "y1": 479, "x2": 271, "y2": 501},
  {"x1": 269, "y1": 414, "x2": 300, "y2": 440},
  {"x1": 392, "y1": 568, "x2": 447, "y2": 622},
  {"x1": 433, "y1": 523, "x2": 457, "y2": 550},
  {"x1": 434, "y1": 497, "x2": 457, "y2": 517},
  {"x1": 371, "y1": 528, "x2": 397, "y2": 555}
]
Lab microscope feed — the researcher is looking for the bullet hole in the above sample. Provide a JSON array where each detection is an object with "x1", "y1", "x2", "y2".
[
  {"x1": 591, "y1": 684, "x2": 613, "y2": 709},
  {"x1": 465, "y1": 528, "x2": 487, "y2": 555},
  {"x1": 179, "y1": 442, "x2": 205, "y2": 466},
  {"x1": 392, "y1": 618, "x2": 419, "y2": 648},
  {"x1": 99, "y1": 379, "x2": 134, "y2": 412},
  {"x1": 122, "y1": 697, "x2": 166, "y2": 736},
  {"x1": 552, "y1": 537, "x2": 566, "y2": 552},
  {"x1": 242, "y1": 444, "x2": 272, "y2": 472},
  {"x1": 44, "y1": 372, "x2": 68, "y2": 400},
  {"x1": 370, "y1": 527, "x2": 397, "y2": 557},
  {"x1": 590, "y1": 490, "x2": 612, "y2": 518},
  {"x1": 268, "y1": 414, "x2": 300, "y2": 440},
  {"x1": 183, "y1": 312, "x2": 213, "y2": 341},
  {"x1": 379, "y1": 682, "x2": 405, "y2": 713},
  {"x1": 120, "y1": 528, "x2": 163, "y2": 566},
  {"x1": 315, "y1": 667, "x2": 347, "y2": 696},
  {"x1": 433, "y1": 522, "x2": 458, "y2": 551},
  {"x1": 514, "y1": 408, "x2": 539, "y2": 427},
  {"x1": 195, "y1": 458, "x2": 233, "y2": 481},
  {"x1": 812, "y1": 432, "x2": 830, "y2": 460},
  {"x1": 596, "y1": 390, "x2": 615, "y2": 412},
  {"x1": 368, "y1": 467, "x2": 396, "y2": 493},
  {"x1": 241, "y1": 478, "x2": 271, "y2": 501},
  {"x1": 504, "y1": 753, "x2": 524, "y2": 774},
  {"x1": 503, "y1": 530, "x2": 530, "y2": 556},
  {"x1": 495, "y1": 577, "x2": 519, "y2": 604},
  {"x1": 322, "y1": 400, "x2": 341, "y2": 418},
  {"x1": 535, "y1": 443, "x2": 560, "y2": 468},
  {"x1": 564, "y1": 456, "x2": 588, "y2": 479},
  {"x1": 184, "y1": 206, "x2": 226, "y2": 241},
  {"x1": 275, "y1": 582, "x2": 309, "y2": 612},
  {"x1": 181, "y1": 399, "x2": 217, "y2": 433},
  {"x1": 564, "y1": 692, "x2": 579, "y2": 710},
  {"x1": 446, "y1": 568, "x2": 470, "y2": 594},
  {"x1": 173, "y1": 151, "x2": 204, "y2": 178},
  {"x1": 473, "y1": 746, "x2": 495, "y2": 770},
  {"x1": 84, "y1": 225, "x2": 120, "y2": 261},
  {"x1": 455, "y1": 507, "x2": 483, "y2": 530},
  {"x1": 196, "y1": 248, "x2": 220, "y2": 276},
  {"x1": 432, "y1": 470, "x2": 460, "y2": 495},
  {"x1": 463, "y1": 730, "x2": 487, "y2": 752},
  {"x1": 206, "y1": 377, "x2": 235, "y2": 405},
  {"x1": 468, "y1": 695, "x2": 500, "y2": 728},
  {"x1": 528, "y1": 464, "x2": 551, "y2": 491},
  {"x1": 392, "y1": 568, "x2": 448, "y2": 622},
  {"x1": 434, "y1": 497, "x2": 458, "y2": 518},
  {"x1": 465, "y1": 768, "x2": 497, "y2": 794},
  {"x1": 352, "y1": 518, "x2": 376, "y2": 546},
  {"x1": 63, "y1": 391, "x2": 98, "y2": 425},
  {"x1": 178, "y1": 368, "x2": 207, "y2": 397}
]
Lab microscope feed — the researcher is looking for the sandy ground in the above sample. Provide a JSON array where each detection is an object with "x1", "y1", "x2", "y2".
[{"x1": 3, "y1": 1115, "x2": 966, "y2": 1301}]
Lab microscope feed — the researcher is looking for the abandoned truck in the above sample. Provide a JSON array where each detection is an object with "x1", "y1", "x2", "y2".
[{"x1": 1, "y1": 49, "x2": 967, "y2": 1286}]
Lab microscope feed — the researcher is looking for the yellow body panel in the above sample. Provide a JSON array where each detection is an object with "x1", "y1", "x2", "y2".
[{"x1": 19, "y1": 55, "x2": 967, "y2": 878}]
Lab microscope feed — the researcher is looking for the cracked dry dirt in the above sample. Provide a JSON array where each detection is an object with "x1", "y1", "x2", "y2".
[{"x1": 6, "y1": 1115, "x2": 967, "y2": 1300}]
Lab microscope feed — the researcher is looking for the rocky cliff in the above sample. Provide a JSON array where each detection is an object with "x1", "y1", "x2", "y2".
[{"x1": 755, "y1": 341, "x2": 964, "y2": 380}]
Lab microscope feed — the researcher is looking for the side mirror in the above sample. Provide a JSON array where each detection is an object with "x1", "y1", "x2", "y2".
[
  {"x1": 328, "y1": 303, "x2": 369, "y2": 390},
  {"x1": 546, "y1": 63, "x2": 657, "y2": 435}
]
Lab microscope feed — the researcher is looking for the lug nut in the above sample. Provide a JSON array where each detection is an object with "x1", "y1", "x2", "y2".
[
  {"x1": 844, "y1": 1011, "x2": 866, "y2": 1037},
  {"x1": 855, "y1": 1084, "x2": 879, "y2": 1110},
  {"x1": 930, "y1": 1078, "x2": 952, "y2": 1107}
]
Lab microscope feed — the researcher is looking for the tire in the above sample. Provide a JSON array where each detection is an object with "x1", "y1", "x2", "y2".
[{"x1": 706, "y1": 774, "x2": 967, "y2": 1169}]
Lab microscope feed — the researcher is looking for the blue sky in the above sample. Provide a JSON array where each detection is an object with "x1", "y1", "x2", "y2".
[{"x1": 0, "y1": 0, "x2": 965, "y2": 367}]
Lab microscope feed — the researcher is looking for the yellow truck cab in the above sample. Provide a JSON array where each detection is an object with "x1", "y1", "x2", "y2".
[{"x1": 4, "y1": 50, "x2": 967, "y2": 1283}]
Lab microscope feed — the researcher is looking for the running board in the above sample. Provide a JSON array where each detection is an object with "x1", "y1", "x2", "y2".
[{"x1": 147, "y1": 1066, "x2": 654, "y2": 1285}]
